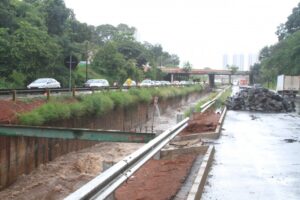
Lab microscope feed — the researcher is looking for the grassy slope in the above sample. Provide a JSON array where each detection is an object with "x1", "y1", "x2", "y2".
[{"x1": 19, "y1": 85, "x2": 203, "y2": 126}]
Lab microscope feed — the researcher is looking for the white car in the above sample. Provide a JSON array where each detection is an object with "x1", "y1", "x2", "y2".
[
  {"x1": 84, "y1": 79, "x2": 109, "y2": 88},
  {"x1": 140, "y1": 79, "x2": 153, "y2": 86},
  {"x1": 27, "y1": 78, "x2": 61, "y2": 89}
]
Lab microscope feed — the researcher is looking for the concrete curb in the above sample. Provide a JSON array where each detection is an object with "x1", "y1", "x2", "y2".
[
  {"x1": 174, "y1": 107, "x2": 227, "y2": 141},
  {"x1": 160, "y1": 145, "x2": 208, "y2": 160},
  {"x1": 186, "y1": 145, "x2": 215, "y2": 200}
]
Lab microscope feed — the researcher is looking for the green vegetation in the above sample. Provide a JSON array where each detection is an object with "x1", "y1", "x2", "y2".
[
  {"x1": 184, "y1": 87, "x2": 232, "y2": 117},
  {"x1": 184, "y1": 91, "x2": 218, "y2": 117},
  {"x1": 19, "y1": 85, "x2": 203, "y2": 125},
  {"x1": 0, "y1": 0, "x2": 181, "y2": 88},
  {"x1": 251, "y1": 3, "x2": 300, "y2": 87},
  {"x1": 214, "y1": 87, "x2": 232, "y2": 109}
]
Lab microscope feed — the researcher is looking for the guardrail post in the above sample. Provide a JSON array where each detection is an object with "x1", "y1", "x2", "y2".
[
  {"x1": 102, "y1": 161, "x2": 116, "y2": 200},
  {"x1": 12, "y1": 90, "x2": 16, "y2": 102},
  {"x1": 46, "y1": 89, "x2": 50, "y2": 101},
  {"x1": 72, "y1": 87, "x2": 76, "y2": 97}
]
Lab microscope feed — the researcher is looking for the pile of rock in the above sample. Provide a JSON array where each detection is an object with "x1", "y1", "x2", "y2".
[{"x1": 226, "y1": 88, "x2": 295, "y2": 112}]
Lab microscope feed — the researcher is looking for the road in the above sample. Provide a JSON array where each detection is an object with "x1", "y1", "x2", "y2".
[{"x1": 202, "y1": 96, "x2": 300, "y2": 199}]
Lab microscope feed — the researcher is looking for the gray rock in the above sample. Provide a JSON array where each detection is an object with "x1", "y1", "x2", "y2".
[{"x1": 226, "y1": 87, "x2": 295, "y2": 112}]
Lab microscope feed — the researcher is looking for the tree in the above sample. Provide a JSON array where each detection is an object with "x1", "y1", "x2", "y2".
[
  {"x1": 276, "y1": 2, "x2": 300, "y2": 40},
  {"x1": 10, "y1": 21, "x2": 62, "y2": 81},
  {"x1": 41, "y1": 0, "x2": 71, "y2": 35},
  {"x1": 0, "y1": 0, "x2": 16, "y2": 30},
  {"x1": 227, "y1": 65, "x2": 239, "y2": 74},
  {"x1": 92, "y1": 42, "x2": 129, "y2": 82},
  {"x1": 183, "y1": 61, "x2": 192, "y2": 80}
]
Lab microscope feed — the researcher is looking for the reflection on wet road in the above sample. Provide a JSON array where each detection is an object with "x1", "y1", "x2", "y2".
[{"x1": 202, "y1": 98, "x2": 300, "y2": 200}]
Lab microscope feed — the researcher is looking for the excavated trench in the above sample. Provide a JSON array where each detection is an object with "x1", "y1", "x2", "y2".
[{"x1": 0, "y1": 88, "x2": 223, "y2": 199}]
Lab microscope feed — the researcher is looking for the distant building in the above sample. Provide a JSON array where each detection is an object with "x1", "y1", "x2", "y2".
[
  {"x1": 248, "y1": 53, "x2": 258, "y2": 68},
  {"x1": 222, "y1": 54, "x2": 229, "y2": 69},
  {"x1": 232, "y1": 54, "x2": 245, "y2": 71}
]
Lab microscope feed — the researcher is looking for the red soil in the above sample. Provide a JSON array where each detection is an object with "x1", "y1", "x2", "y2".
[
  {"x1": 115, "y1": 154, "x2": 197, "y2": 200},
  {"x1": 180, "y1": 110, "x2": 221, "y2": 135},
  {"x1": 0, "y1": 99, "x2": 45, "y2": 124}
]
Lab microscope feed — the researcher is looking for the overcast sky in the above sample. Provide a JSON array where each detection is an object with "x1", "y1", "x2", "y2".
[{"x1": 64, "y1": 0, "x2": 299, "y2": 69}]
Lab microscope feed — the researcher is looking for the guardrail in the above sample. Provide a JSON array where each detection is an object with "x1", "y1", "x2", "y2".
[
  {"x1": 0, "y1": 83, "x2": 200, "y2": 101},
  {"x1": 200, "y1": 86, "x2": 231, "y2": 113},
  {"x1": 64, "y1": 118, "x2": 189, "y2": 200}
]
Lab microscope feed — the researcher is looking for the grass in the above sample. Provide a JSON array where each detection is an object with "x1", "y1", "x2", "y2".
[
  {"x1": 184, "y1": 91, "x2": 218, "y2": 117},
  {"x1": 18, "y1": 85, "x2": 204, "y2": 125},
  {"x1": 214, "y1": 87, "x2": 232, "y2": 109}
]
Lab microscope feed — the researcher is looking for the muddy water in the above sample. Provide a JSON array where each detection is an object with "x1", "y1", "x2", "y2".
[{"x1": 202, "y1": 94, "x2": 300, "y2": 199}]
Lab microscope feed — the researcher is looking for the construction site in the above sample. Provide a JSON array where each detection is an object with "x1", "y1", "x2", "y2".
[{"x1": 0, "y1": 84, "x2": 299, "y2": 200}]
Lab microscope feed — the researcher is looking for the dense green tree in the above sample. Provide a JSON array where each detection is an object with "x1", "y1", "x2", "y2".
[
  {"x1": 41, "y1": 0, "x2": 71, "y2": 35},
  {"x1": 276, "y1": 2, "x2": 300, "y2": 40},
  {"x1": 92, "y1": 42, "x2": 129, "y2": 82},
  {"x1": 10, "y1": 21, "x2": 62, "y2": 81},
  {"x1": 0, "y1": 0, "x2": 180, "y2": 88},
  {"x1": 0, "y1": 0, "x2": 16, "y2": 30}
]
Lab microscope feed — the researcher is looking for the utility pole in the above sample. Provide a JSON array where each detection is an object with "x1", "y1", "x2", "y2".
[
  {"x1": 85, "y1": 41, "x2": 88, "y2": 81},
  {"x1": 69, "y1": 55, "x2": 72, "y2": 90}
]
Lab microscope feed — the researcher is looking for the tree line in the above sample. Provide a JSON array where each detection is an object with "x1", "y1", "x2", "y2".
[
  {"x1": 251, "y1": 2, "x2": 300, "y2": 85},
  {"x1": 0, "y1": 0, "x2": 180, "y2": 88}
]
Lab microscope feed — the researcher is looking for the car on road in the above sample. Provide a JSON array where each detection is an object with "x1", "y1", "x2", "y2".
[
  {"x1": 84, "y1": 79, "x2": 109, "y2": 88},
  {"x1": 140, "y1": 79, "x2": 153, "y2": 86},
  {"x1": 27, "y1": 78, "x2": 61, "y2": 89}
]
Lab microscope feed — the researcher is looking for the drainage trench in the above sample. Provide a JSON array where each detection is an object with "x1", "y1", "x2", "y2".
[{"x1": 0, "y1": 90, "x2": 208, "y2": 191}]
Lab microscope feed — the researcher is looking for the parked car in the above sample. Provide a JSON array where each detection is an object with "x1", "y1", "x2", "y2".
[
  {"x1": 140, "y1": 79, "x2": 153, "y2": 86},
  {"x1": 27, "y1": 78, "x2": 61, "y2": 89},
  {"x1": 84, "y1": 79, "x2": 109, "y2": 88}
]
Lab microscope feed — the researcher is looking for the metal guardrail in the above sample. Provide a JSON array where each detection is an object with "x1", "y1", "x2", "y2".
[
  {"x1": 0, "y1": 84, "x2": 201, "y2": 101},
  {"x1": 64, "y1": 118, "x2": 189, "y2": 200},
  {"x1": 0, "y1": 84, "x2": 199, "y2": 95},
  {"x1": 200, "y1": 86, "x2": 231, "y2": 113}
]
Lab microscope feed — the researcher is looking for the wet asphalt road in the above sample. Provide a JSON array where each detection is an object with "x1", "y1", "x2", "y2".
[{"x1": 202, "y1": 97, "x2": 300, "y2": 200}]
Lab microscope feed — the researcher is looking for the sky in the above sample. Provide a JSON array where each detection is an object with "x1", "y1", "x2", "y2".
[{"x1": 64, "y1": 0, "x2": 299, "y2": 69}]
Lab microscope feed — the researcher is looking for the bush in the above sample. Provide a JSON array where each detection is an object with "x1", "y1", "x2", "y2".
[
  {"x1": 82, "y1": 93, "x2": 114, "y2": 116},
  {"x1": 109, "y1": 91, "x2": 135, "y2": 108},
  {"x1": 129, "y1": 89, "x2": 152, "y2": 103},
  {"x1": 19, "y1": 111, "x2": 44, "y2": 126},
  {"x1": 18, "y1": 85, "x2": 204, "y2": 125}
]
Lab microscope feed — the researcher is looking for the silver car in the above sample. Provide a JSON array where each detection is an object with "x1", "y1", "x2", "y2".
[
  {"x1": 84, "y1": 79, "x2": 109, "y2": 88},
  {"x1": 27, "y1": 78, "x2": 61, "y2": 89}
]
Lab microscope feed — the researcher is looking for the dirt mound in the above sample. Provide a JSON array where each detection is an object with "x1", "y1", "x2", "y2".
[
  {"x1": 180, "y1": 110, "x2": 220, "y2": 135},
  {"x1": 0, "y1": 99, "x2": 45, "y2": 124}
]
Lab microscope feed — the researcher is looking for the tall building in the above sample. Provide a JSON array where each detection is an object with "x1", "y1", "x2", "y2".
[
  {"x1": 222, "y1": 54, "x2": 229, "y2": 69},
  {"x1": 239, "y1": 54, "x2": 244, "y2": 71},
  {"x1": 232, "y1": 54, "x2": 245, "y2": 71},
  {"x1": 248, "y1": 53, "x2": 258, "y2": 68}
]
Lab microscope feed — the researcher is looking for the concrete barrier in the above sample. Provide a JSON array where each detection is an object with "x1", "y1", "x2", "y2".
[{"x1": 186, "y1": 145, "x2": 215, "y2": 200}]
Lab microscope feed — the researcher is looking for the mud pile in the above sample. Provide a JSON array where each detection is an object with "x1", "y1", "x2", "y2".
[{"x1": 226, "y1": 88, "x2": 295, "y2": 112}]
